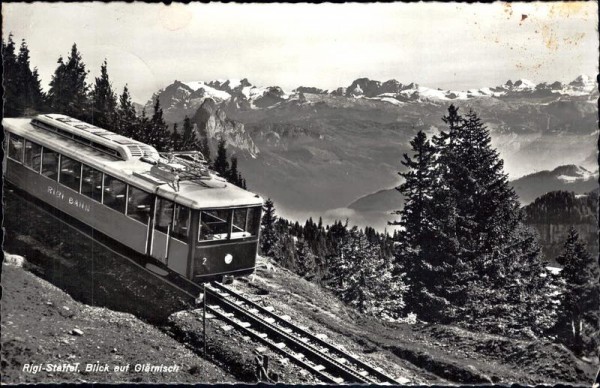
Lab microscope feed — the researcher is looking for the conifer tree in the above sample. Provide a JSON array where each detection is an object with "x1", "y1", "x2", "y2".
[
  {"x1": 331, "y1": 228, "x2": 405, "y2": 318},
  {"x1": 395, "y1": 105, "x2": 551, "y2": 332},
  {"x1": 201, "y1": 137, "x2": 211, "y2": 162},
  {"x1": 394, "y1": 129, "x2": 453, "y2": 320},
  {"x1": 90, "y1": 59, "x2": 117, "y2": 129},
  {"x1": 260, "y1": 199, "x2": 278, "y2": 257},
  {"x1": 116, "y1": 85, "x2": 137, "y2": 137},
  {"x1": 171, "y1": 123, "x2": 182, "y2": 150},
  {"x1": 47, "y1": 43, "x2": 90, "y2": 118},
  {"x1": 181, "y1": 116, "x2": 201, "y2": 152},
  {"x1": 135, "y1": 108, "x2": 150, "y2": 144},
  {"x1": 556, "y1": 227, "x2": 600, "y2": 354},
  {"x1": 213, "y1": 138, "x2": 230, "y2": 176},
  {"x1": 394, "y1": 131, "x2": 437, "y2": 238},
  {"x1": 145, "y1": 98, "x2": 171, "y2": 151},
  {"x1": 228, "y1": 156, "x2": 240, "y2": 185},
  {"x1": 296, "y1": 240, "x2": 317, "y2": 278},
  {"x1": 3, "y1": 34, "x2": 21, "y2": 117},
  {"x1": 15, "y1": 39, "x2": 45, "y2": 115}
]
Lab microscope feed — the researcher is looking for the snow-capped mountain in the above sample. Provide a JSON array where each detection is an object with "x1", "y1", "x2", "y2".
[
  {"x1": 144, "y1": 75, "x2": 597, "y2": 123},
  {"x1": 144, "y1": 78, "x2": 295, "y2": 122},
  {"x1": 510, "y1": 165, "x2": 599, "y2": 204},
  {"x1": 336, "y1": 75, "x2": 597, "y2": 104},
  {"x1": 554, "y1": 165, "x2": 596, "y2": 183}
]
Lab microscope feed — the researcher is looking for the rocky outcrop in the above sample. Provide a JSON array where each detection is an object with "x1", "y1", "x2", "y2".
[
  {"x1": 192, "y1": 98, "x2": 259, "y2": 157},
  {"x1": 253, "y1": 86, "x2": 286, "y2": 108},
  {"x1": 295, "y1": 86, "x2": 327, "y2": 95},
  {"x1": 345, "y1": 78, "x2": 382, "y2": 97}
]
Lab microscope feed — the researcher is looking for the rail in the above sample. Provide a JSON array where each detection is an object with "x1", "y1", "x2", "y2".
[{"x1": 209, "y1": 282, "x2": 402, "y2": 385}]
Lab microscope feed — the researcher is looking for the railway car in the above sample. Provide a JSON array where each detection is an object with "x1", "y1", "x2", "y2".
[{"x1": 3, "y1": 114, "x2": 263, "y2": 282}]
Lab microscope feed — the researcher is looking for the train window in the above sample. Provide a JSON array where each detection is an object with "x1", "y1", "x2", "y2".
[
  {"x1": 103, "y1": 174, "x2": 127, "y2": 213},
  {"x1": 81, "y1": 165, "x2": 103, "y2": 202},
  {"x1": 24, "y1": 140, "x2": 42, "y2": 172},
  {"x1": 155, "y1": 198, "x2": 174, "y2": 234},
  {"x1": 232, "y1": 209, "x2": 249, "y2": 237},
  {"x1": 172, "y1": 205, "x2": 190, "y2": 241},
  {"x1": 231, "y1": 207, "x2": 261, "y2": 238},
  {"x1": 199, "y1": 209, "x2": 230, "y2": 241},
  {"x1": 127, "y1": 186, "x2": 153, "y2": 224},
  {"x1": 59, "y1": 155, "x2": 82, "y2": 192},
  {"x1": 8, "y1": 134, "x2": 24, "y2": 162},
  {"x1": 41, "y1": 148, "x2": 59, "y2": 180},
  {"x1": 246, "y1": 207, "x2": 261, "y2": 236}
]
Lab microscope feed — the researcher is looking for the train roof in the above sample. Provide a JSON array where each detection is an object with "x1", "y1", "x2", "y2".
[{"x1": 3, "y1": 116, "x2": 263, "y2": 209}]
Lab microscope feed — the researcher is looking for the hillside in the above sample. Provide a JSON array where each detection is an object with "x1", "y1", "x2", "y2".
[
  {"x1": 2, "y1": 253, "x2": 596, "y2": 385},
  {"x1": 1, "y1": 257, "x2": 234, "y2": 384},
  {"x1": 524, "y1": 190, "x2": 598, "y2": 263},
  {"x1": 511, "y1": 165, "x2": 598, "y2": 205}
]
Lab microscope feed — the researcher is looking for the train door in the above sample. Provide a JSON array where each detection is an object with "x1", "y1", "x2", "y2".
[
  {"x1": 150, "y1": 197, "x2": 190, "y2": 276},
  {"x1": 150, "y1": 197, "x2": 172, "y2": 264}
]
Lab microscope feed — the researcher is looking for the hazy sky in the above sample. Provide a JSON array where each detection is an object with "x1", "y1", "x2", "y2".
[{"x1": 3, "y1": 2, "x2": 598, "y2": 103}]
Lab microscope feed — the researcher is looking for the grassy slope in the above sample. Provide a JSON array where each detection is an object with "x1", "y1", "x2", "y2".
[{"x1": 1, "y1": 259, "x2": 235, "y2": 384}]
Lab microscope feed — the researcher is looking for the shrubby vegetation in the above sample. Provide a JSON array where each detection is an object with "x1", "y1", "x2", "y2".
[{"x1": 259, "y1": 199, "x2": 402, "y2": 318}]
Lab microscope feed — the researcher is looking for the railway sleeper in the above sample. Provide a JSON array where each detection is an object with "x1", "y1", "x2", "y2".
[{"x1": 207, "y1": 292, "x2": 375, "y2": 384}]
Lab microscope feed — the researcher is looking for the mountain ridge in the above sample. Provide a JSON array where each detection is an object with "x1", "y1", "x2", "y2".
[{"x1": 143, "y1": 75, "x2": 597, "y2": 123}]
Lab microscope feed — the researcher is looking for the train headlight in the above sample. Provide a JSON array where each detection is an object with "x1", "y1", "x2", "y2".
[{"x1": 224, "y1": 253, "x2": 233, "y2": 265}]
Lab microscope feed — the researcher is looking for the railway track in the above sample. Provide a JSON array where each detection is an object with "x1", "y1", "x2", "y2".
[
  {"x1": 7, "y1": 188, "x2": 404, "y2": 384},
  {"x1": 202, "y1": 282, "x2": 403, "y2": 385}
]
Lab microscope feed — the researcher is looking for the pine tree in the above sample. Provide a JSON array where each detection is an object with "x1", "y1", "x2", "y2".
[
  {"x1": 171, "y1": 123, "x2": 182, "y2": 150},
  {"x1": 201, "y1": 136, "x2": 211, "y2": 162},
  {"x1": 393, "y1": 131, "x2": 440, "y2": 314},
  {"x1": 396, "y1": 105, "x2": 551, "y2": 333},
  {"x1": 296, "y1": 240, "x2": 317, "y2": 278},
  {"x1": 213, "y1": 138, "x2": 230, "y2": 176},
  {"x1": 145, "y1": 98, "x2": 171, "y2": 151},
  {"x1": 228, "y1": 156, "x2": 240, "y2": 186},
  {"x1": 330, "y1": 228, "x2": 406, "y2": 318},
  {"x1": 116, "y1": 85, "x2": 137, "y2": 137},
  {"x1": 15, "y1": 39, "x2": 46, "y2": 115},
  {"x1": 394, "y1": 129, "x2": 454, "y2": 320},
  {"x1": 90, "y1": 59, "x2": 117, "y2": 129},
  {"x1": 274, "y1": 233, "x2": 299, "y2": 272},
  {"x1": 47, "y1": 43, "x2": 90, "y2": 119},
  {"x1": 3, "y1": 34, "x2": 21, "y2": 117},
  {"x1": 448, "y1": 109, "x2": 550, "y2": 331},
  {"x1": 260, "y1": 199, "x2": 278, "y2": 257},
  {"x1": 133, "y1": 108, "x2": 150, "y2": 144},
  {"x1": 556, "y1": 227, "x2": 600, "y2": 354},
  {"x1": 181, "y1": 116, "x2": 201, "y2": 152}
]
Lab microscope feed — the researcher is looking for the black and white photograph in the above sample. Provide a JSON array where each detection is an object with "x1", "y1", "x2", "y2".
[{"x1": 2, "y1": 1, "x2": 599, "y2": 385}]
